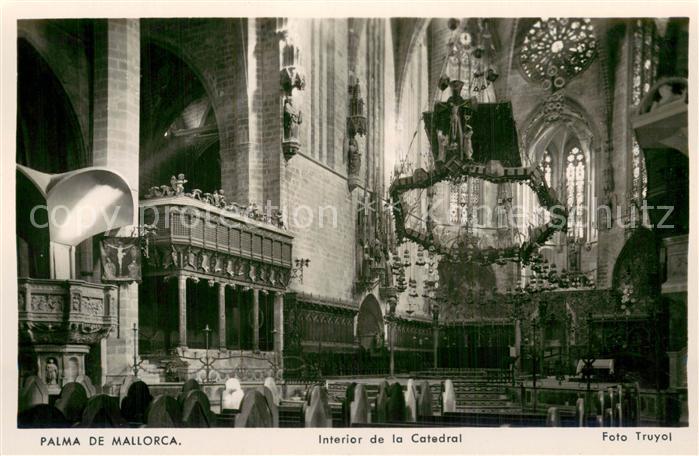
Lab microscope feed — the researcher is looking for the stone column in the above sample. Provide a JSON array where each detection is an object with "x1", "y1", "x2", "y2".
[
  {"x1": 94, "y1": 19, "x2": 141, "y2": 382},
  {"x1": 515, "y1": 319, "x2": 522, "y2": 373},
  {"x1": 218, "y1": 283, "x2": 226, "y2": 348},
  {"x1": 252, "y1": 289, "x2": 260, "y2": 351},
  {"x1": 273, "y1": 292, "x2": 284, "y2": 356},
  {"x1": 178, "y1": 275, "x2": 187, "y2": 348},
  {"x1": 433, "y1": 324, "x2": 439, "y2": 369}
]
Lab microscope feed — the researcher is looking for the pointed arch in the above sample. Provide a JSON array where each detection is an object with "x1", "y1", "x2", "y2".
[
  {"x1": 356, "y1": 294, "x2": 384, "y2": 350},
  {"x1": 519, "y1": 94, "x2": 600, "y2": 243},
  {"x1": 139, "y1": 38, "x2": 223, "y2": 193},
  {"x1": 16, "y1": 38, "x2": 87, "y2": 173}
]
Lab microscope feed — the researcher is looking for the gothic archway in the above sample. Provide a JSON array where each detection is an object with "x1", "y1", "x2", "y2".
[
  {"x1": 356, "y1": 295, "x2": 384, "y2": 350},
  {"x1": 16, "y1": 38, "x2": 87, "y2": 174},
  {"x1": 612, "y1": 227, "x2": 661, "y2": 306},
  {"x1": 16, "y1": 38, "x2": 89, "y2": 279},
  {"x1": 139, "y1": 40, "x2": 221, "y2": 193}
]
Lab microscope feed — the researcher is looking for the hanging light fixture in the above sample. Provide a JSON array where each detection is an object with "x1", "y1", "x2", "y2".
[
  {"x1": 415, "y1": 245, "x2": 426, "y2": 266},
  {"x1": 388, "y1": 17, "x2": 569, "y2": 270},
  {"x1": 402, "y1": 248, "x2": 411, "y2": 267}
]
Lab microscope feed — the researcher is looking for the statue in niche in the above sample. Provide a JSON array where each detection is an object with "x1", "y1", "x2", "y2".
[
  {"x1": 45, "y1": 358, "x2": 58, "y2": 385},
  {"x1": 347, "y1": 137, "x2": 361, "y2": 176},
  {"x1": 283, "y1": 96, "x2": 302, "y2": 143}
]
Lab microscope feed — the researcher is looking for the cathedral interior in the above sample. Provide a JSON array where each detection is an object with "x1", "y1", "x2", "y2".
[{"x1": 15, "y1": 17, "x2": 689, "y2": 428}]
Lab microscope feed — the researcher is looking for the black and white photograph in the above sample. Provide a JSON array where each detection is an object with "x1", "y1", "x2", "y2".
[{"x1": 1, "y1": 2, "x2": 696, "y2": 454}]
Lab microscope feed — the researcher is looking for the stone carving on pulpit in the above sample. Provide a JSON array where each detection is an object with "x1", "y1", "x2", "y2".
[
  {"x1": 248, "y1": 263, "x2": 257, "y2": 282},
  {"x1": 45, "y1": 358, "x2": 59, "y2": 385},
  {"x1": 186, "y1": 248, "x2": 197, "y2": 268},
  {"x1": 225, "y1": 259, "x2": 235, "y2": 277},
  {"x1": 199, "y1": 252, "x2": 210, "y2": 273}
]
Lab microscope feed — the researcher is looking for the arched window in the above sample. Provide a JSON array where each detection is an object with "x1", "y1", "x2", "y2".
[
  {"x1": 532, "y1": 149, "x2": 554, "y2": 226},
  {"x1": 565, "y1": 144, "x2": 586, "y2": 240},
  {"x1": 449, "y1": 178, "x2": 481, "y2": 226},
  {"x1": 631, "y1": 140, "x2": 647, "y2": 202},
  {"x1": 542, "y1": 149, "x2": 553, "y2": 187},
  {"x1": 630, "y1": 19, "x2": 657, "y2": 210},
  {"x1": 519, "y1": 18, "x2": 597, "y2": 89}
]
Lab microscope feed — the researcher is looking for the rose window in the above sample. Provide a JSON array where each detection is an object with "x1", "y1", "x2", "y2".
[{"x1": 519, "y1": 18, "x2": 597, "y2": 90}]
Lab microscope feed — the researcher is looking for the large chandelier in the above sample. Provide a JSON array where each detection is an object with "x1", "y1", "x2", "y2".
[{"x1": 389, "y1": 18, "x2": 569, "y2": 267}]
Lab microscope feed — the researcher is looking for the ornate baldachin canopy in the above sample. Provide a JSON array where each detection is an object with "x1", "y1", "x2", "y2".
[{"x1": 389, "y1": 20, "x2": 568, "y2": 266}]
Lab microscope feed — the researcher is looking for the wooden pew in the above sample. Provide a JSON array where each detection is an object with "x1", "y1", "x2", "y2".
[{"x1": 279, "y1": 401, "x2": 305, "y2": 428}]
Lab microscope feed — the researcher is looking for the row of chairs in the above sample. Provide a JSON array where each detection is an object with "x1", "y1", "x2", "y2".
[
  {"x1": 18, "y1": 374, "x2": 642, "y2": 428},
  {"x1": 18, "y1": 375, "x2": 283, "y2": 428}
]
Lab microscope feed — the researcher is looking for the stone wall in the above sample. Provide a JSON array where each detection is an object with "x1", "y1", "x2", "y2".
[{"x1": 141, "y1": 18, "x2": 249, "y2": 203}]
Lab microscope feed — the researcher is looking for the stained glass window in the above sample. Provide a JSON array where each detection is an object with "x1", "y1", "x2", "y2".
[
  {"x1": 542, "y1": 149, "x2": 553, "y2": 187},
  {"x1": 631, "y1": 19, "x2": 659, "y2": 106},
  {"x1": 519, "y1": 18, "x2": 597, "y2": 89},
  {"x1": 537, "y1": 150, "x2": 554, "y2": 225},
  {"x1": 631, "y1": 139, "x2": 647, "y2": 201},
  {"x1": 565, "y1": 146, "x2": 585, "y2": 239},
  {"x1": 630, "y1": 19, "x2": 656, "y2": 209},
  {"x1": 449, "y1": 179, "x2": 481, "y2": 226},
  {"x1": 444, "y1": 19, "x2": 497, "y2": 103}
]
